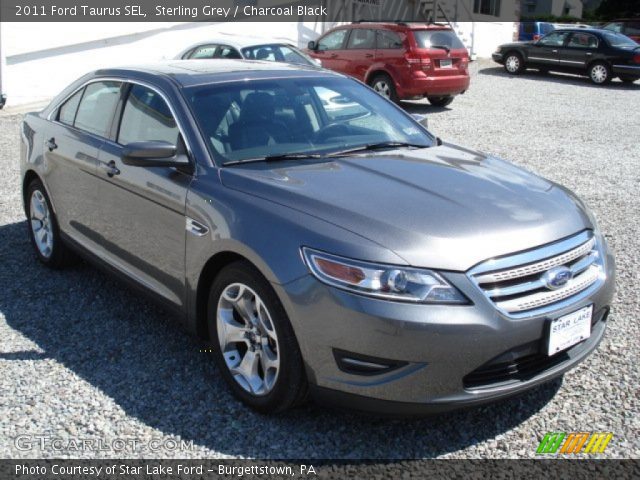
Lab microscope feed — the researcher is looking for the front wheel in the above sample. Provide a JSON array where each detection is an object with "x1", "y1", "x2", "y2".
[
  {"x1": 504, "y1": 53, "x2": 524, "y2": 75},
  {"x1": 207, "y1": 261, "x2": 307, "y2": 413},
  {"x1": 588, "y1": 62, "x2": 611, "y2": 85},
  {"x1": 427, "y1": 96, "x2": 454, "y2": 107},
  {"x1": 25, "y1": 178, "x2": 77, "y2": 268},
  {"x1": 369, "y1": 74, "x2": 399, "y2": 103}
]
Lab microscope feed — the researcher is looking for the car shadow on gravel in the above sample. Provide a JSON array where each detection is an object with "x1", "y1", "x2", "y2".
[
  {"x1": 1, "y1": 220, "x2": 562, "y2": 458},
  {"x1": 401, "y1": 101, "x2": 452, "y2": 115},
  {"x1": 479, "y1": 66, "x2": 640, "y2": 90}
]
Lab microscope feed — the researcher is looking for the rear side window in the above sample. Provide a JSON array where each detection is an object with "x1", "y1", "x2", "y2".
[
  {"x1": 377, "y1": 30, "x2": 403, "y2": 49},
  {"x1": 118, "y1": 84, "x2": 180, "y2": 146},
  {"x1": 522, "y1": 23, "x2": 535, "y2": 34},
  {"x1": 73, "y1": 81, "x2": 121, "y2": 138},
  {"x1": 57, "y1": 89, "x2": 83, "y2": 126},
  {"x1": 215, "y1": 46, "x2": 242, "y2": 59},
  {"x1": 347, "y1": 29, "x2": 375, "y2": 49},
  {"x1": 413, "y1": 30, "x2": 465, "y2": 50},
  {"x1": 318, "y1": 30, "x2": 348, "y2": 51}
]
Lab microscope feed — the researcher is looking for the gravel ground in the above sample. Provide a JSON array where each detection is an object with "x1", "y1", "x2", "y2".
[{"x1": 0, "y1": 59, "x2": 639, "y2": 460}]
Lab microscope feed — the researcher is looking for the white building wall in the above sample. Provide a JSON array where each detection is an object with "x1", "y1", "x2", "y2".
[{"x1": 0, "y1": 21, "x2": 328, "y2": 107}]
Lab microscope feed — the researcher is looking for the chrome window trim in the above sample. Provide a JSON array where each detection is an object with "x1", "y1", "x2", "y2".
[
  {"x1": 46, "y1": 76, "x2": 195, "y2": 161},
  {"x1": 613, "y1": 65, "x2": 640, "y2": 70}
]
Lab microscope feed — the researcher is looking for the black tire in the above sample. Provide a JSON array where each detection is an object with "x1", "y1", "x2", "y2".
[
  {"x1": 207, "y1": 260, "x2": 307, "y2": 413},
  {"x1": 25, "y1": 178, "x2": 77, "y2": 268},
  {"x1": 427, "y1": 96, "x2": 454, "y2": 107},
  {"x1": 619, "y1": 76, "x2": 638, "y2": 84},
  {"x1": 369, "y1": 73, "x2": 399, "y2": 103},
  {"x1": 503, "y1": 52, "x2": 524, "y2": 75},
  {"x1": 588, "y1": 61, "x2": 612, "y2": 85}
]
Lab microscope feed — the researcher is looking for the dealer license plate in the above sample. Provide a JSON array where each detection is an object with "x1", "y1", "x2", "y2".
[
  {"x1": 440, "y1": 59, "x2": 453, "y2": 68},
  {"x1": 547, "y1": 305, "x2": 592, "y2": 356}
]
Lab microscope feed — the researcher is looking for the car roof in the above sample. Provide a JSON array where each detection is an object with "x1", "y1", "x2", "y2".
[
  {"x1": 176, "y1": 36, "x2": 296, "y2": 57},
  {"x1": 338, "y1": 22, "x2": 451, "y2": 31},
  {"x1": 94, "y1": 60, "x2": 341, "y2": 88},
  {"x1": 552, "y1": 27, "x2": 609, "y2": 34}
]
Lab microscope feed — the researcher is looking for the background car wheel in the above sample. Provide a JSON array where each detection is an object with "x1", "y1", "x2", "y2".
[
  {"x1": 504, "y1": 52, "x2": 524, "y2": 75},
  {"x1": 25, "y1": 179, "x2": 77, "y2": 268},
  {"x1": 208, "y1": 260, "x2": 307, "y2": 413},
  {"x1": 589, "y1": 62, "x2": 611, "y2": 85},
  {"x1": 427, "y1": 96, "x2": 454, "y2": 107},
  {"x1": 369, "y1": 74, "x2": 399, "y2": 103},
  {"x1": 619, "y1": 76, "x2": 638, "y2": 84}
]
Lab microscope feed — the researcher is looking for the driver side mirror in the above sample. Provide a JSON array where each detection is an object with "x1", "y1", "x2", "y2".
[
  {"x1": 307, "y1": 40, "x2": 317, "y2": 51},
  {"x1": 122, "y1": 141, "x2": 186, "y2": 167}
]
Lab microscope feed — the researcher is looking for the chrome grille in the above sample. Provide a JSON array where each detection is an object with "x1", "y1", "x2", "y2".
[{"x1": 468, "y1": 231, "x2": 604, "y2": 317}]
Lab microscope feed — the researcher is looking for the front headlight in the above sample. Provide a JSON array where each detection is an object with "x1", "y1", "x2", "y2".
[{"x1": 302, "y1": 247, "x2": 468, "y2": 304}]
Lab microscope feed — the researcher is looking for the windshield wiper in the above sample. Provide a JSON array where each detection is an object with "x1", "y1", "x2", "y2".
[
  {"x1": 327, "y1": 141, "x2": 429, "y2": 157},
  {"x1": 431, "y1": 44, "x2": 451, "y2": 53},
  {"x1": 224, "y1": 152, "x2": 323, "y2": 166}
]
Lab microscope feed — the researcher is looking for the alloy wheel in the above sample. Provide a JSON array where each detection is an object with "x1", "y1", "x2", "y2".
[
  {"x1": 372, "y1": 80, "x2": 391, "y2": 99},
  {"x1": 590, "y1": 64, "x2": 608, "y2": 84},
  {"x1": 505, "y1": 55, "x2": 520, "y2": 73},
  {"x1": 30, "y1": 190, "x2": 53, "y2": 258},
  {"x1": 217, "y1": 283, "x2": 280, "y2": 396}
]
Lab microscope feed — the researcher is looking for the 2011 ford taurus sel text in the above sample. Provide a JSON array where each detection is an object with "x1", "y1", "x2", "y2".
[{"x1": 20, "y1": 61, "x2": 615, "y2": 414}]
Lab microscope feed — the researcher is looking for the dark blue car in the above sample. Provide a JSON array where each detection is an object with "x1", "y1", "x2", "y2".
[{"x1": 519, "y1": 21, "x2": 555, "y2": 41}]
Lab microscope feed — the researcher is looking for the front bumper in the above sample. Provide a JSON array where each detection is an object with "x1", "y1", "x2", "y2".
[{"x1": 274, "y1": 243, "x2": 615, "y2": 414}]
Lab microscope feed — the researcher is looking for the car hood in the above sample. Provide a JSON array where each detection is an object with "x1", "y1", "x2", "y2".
[{"x1": 220, "y1": 144, "x2": 592, "y2": 271}]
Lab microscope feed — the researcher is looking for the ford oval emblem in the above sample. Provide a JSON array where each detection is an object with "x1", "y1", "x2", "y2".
[{"x1": 542, "y1": 266, "x2": 573, "y2": 290}]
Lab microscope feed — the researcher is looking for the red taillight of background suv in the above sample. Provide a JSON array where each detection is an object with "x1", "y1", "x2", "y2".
[{"x1": 306, "y1": 22, "x2": 470, "y2": 107}]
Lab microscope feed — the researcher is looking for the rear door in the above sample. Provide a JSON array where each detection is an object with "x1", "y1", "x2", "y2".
[
  {"x1": 310, "y1": 29, "x2": 350, "y2": 72},
  {"x1": 559, "y1": 32, "x2": 601, "y2": 71},
  {"x1": 342, "y1": 28, "x2": 376, "y2": 81},
  {"x1": 527, "y1": 31, "x2": 570, "y2": 67},
  {"x1": 94, "y1": 83, "x2": 193, "y2": 307},
  {"x1": 44, "y1": 80, "x2": 121, "y2": 248}
]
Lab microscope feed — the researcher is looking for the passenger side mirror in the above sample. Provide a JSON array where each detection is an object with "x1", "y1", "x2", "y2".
[
  {"x1": 121, "y1": 141, "x2": 184, "y2": 167},
  {"x1": 307, "y1": 41, "x2": 317, "y2": 51}
]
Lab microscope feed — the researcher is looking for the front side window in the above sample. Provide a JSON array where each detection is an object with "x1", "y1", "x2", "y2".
[
  {"x1": 118, "y1": 84, "x2": 180, "y2": 146},
  {"x1": 57, "y1": 89, "x2": 84, "y2": 126},
  {"x1": 347, "y1": 29, "x2": 375, "y2": 49},
  {"x1": 538, "y1": 31, "x2": 569, "y2": 47},
  {"x1": 188, "y1": 45, "x2": 218, "y2": 59},
  {"x1": 184, "y1": 77, "x2": 434, "y2": 165},
  {"x1": 73, "y1": 81, "x2": 121, "y2": 138},
  {"x1": 567, "y1": 33, "x2": 599, "y2": 49},
  {"x1": 317, "y1": 30, "x2": 348, "y2": 51}
]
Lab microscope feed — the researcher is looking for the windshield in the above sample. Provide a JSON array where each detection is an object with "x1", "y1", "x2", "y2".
[
  {"x1": 184, "y1": 77, "x2": 434, "y2": 165},
  {"x1": 241, "y1": 44, "x2": 316, "y2": 66},
  {"x1": 602, "y1": 31, "x2": 638, "y2": 47},
  {"x1": 413, "y1": 30, "x2": 465, "y2": 50}
]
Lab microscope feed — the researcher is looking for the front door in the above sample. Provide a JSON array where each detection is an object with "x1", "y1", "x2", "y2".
[
  {"x1": 341, "y1": 28, "x2": 376, "y2": 81},
  {"x1": 310, "y1": 29, "x2": 350, "y2": 73},
  {"x1": 94, "y1": 83, "x2": 192, "y2": 307},
  {"x1": 527, "y1": 31, "x2": 570, "y2": 68}
]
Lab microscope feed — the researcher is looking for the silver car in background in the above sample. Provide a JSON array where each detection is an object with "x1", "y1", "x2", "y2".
[{"x1": 20, "y1": 61, "x2": 614, "y2": 415}]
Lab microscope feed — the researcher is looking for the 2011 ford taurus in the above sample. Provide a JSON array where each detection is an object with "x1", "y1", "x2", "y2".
[{"x1": 20, "y1": 60, "x2": 615, "y2": 414}]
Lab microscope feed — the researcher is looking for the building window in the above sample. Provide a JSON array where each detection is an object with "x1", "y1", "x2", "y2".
[{"x1": 473, "y1": 0, "x2": 501, "y2": 17}]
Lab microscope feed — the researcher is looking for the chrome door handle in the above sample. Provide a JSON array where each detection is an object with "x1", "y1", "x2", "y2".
[
  {"x1": 101, "y1": 160, "x2": 120, "y2": 177},
  {"x1": 552, "y1": 49, "x2": 558, "y2": 53},
  {"x1": 586, "y1": 52, "x2": 593, "y2": 56}
]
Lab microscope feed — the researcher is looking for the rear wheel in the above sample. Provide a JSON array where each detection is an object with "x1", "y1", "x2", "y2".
[
  {"x1": 369, "y1": 74, "x2": 399, "y2": 103},
  {"x1": 427, "y1": 96, "x2": 454, "y2": 107},
  {"x1": 504, "y1": 52, "x2": 524, "y2": 74},
  {"x1": 588, "y1": 62, "x2": 611, "y2": 85},
  {"x1": 207, "y1": 261, "x2": 307, "y2": 413},
  {"x1": 25, "y1": 179, "x2": 76, "y2": 268}
]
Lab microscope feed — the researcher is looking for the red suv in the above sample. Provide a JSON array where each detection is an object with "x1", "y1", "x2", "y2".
[{"x1": 306, "y1": 22, "x2": 470, "y2": 107}]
